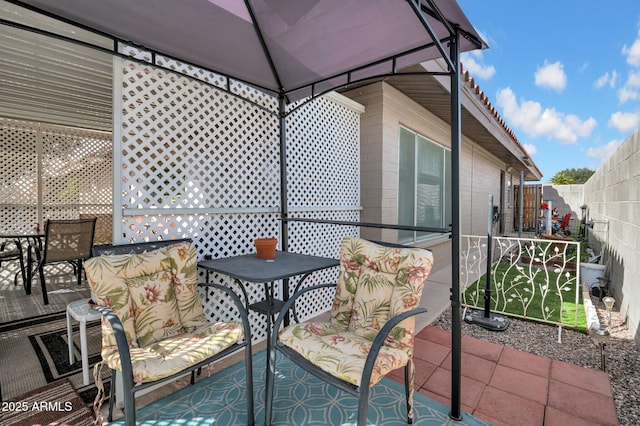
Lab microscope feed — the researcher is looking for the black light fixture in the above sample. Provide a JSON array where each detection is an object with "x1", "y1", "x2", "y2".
[{"x1": 597, "y1": 277, "x2": 611, "y2": 301}]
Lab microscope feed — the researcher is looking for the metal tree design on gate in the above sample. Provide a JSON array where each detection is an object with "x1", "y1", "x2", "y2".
[{"x1": 461, "y1": 235, "x2": 581, "y2": 327}]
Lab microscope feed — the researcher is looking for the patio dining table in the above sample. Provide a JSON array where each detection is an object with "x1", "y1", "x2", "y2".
[
  {"x1": 198, "y1": 251, "x2": 339, "y2": 372},
  {"x1": 0, "y1": 230, "x2": 44, "y2": 294}
]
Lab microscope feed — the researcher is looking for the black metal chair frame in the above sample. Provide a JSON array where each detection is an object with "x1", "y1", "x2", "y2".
[
  {"x1": 91, "y1": 238, "x2": 192, "y2": 257},
  {"x1": 0, "y1": 239, "x2": 26, "y2": 286},
  {"x1": 37, "y1": 217, "x2": 97, "y2": 305},
  {"x1": 265, "y1": 283, "x2": 427, "y2": 426}
]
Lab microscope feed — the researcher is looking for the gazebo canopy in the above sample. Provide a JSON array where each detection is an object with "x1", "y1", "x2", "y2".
[
  {"x1": 5, "y1": 0, "x2": 488, "y2": 421},
  {"x1": 7, "y1": 0, "x2": 486, "y2": 103}
]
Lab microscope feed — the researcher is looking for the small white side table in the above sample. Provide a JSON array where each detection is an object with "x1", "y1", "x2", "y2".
[{"x1": 66, "y1": 298, "x2": 102, "y2": 385}]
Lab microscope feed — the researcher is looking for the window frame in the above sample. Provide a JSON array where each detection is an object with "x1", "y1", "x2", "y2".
[{"x1": 397, "y1": 125, "x2": 451, "y2": 244}]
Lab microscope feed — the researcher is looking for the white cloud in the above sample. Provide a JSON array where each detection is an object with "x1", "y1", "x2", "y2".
[
  {"x1": 608, "y1": 111, "x2": 640, "y2": 133},
  {"x1": 586, "y1": 139, "x2": 623, "y2": 162},
  {"x1": 594, "y1": 70, "x2": 618, "y2": 89},
  {"x1": 628, "y1": 71, "x2": 640, "y2": 87},
  {"x1": 611, "y1": 70, "x2": 619, "y2": 87},
  {"x1": 617, "y1": 70, "x2": 640, "y2": 103},
  {"x1": 461, "y1": 51, "x2": 496, "y2": 80},
  {"x1": 618, "y1": 86, "x2": 640, "y2": 103},
  {"x1": 622, "y1": 30, "x2": 640, "y2": 67},
  {"x1": 594, "y1": 74, "x2": 608, "y2": 88},
  {"x1": 534, "y1": 61, "x2": 567, "y2": 92},
  {"x1": 496, "y1": 87, "x2": 596, "y2": 144},
  {"x1": 522, "y1": 143, "x2": 538, "y2": 156},
  {"x1": 617, "y1": 27, "x2": 640, "y2": 102}
]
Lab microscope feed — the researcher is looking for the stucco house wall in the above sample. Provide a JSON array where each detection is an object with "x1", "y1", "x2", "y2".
[{"x1": 343, "y1": 82, "x2": 510, "y2": 276}]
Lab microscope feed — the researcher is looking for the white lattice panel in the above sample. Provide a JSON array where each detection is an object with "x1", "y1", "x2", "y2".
[
  {"x1": 116, "y1": 57, "x2": 362, "y2": 342},
  {"x1": 41, "y1": 127, "x2": 112, "y2": 220},
  {"x1": 120, "y1": 60, "x2": 279, "y2": 212},
  {"x1": 0, "y1": 118, "x2": 112, "y2": 232},
  {"x1": 286, "y1": 98, "x2": 360, "y2": 209},
  {"x1": 122, "y1": 44, "x2": 278, "y2": 112},
  {"x1": 0, "y1": 119, "x2": 39, "y2": 232}
]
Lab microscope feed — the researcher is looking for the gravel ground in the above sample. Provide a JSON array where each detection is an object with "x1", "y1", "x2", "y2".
[{"x1": 431, "y1": 295, "x2": 640, "y2": 426}]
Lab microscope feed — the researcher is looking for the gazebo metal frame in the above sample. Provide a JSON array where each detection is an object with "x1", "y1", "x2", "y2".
[{"x1": 2, "y1": 0, "x2": 487, "y2": 419}]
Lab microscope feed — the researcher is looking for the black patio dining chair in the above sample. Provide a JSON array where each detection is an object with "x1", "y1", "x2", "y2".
[
  {"x1": 0, "y1": 239, "x2": 26, "y2": 286},
  {"x1": 265, "y1": 237, "x2": 434, "y2": 426},
  {"x1": 36, "y1": 217, "x2": 96, "y2": 305}
]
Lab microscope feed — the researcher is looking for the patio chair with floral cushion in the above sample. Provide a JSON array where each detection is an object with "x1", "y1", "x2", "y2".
[
  {"x1": 84, "y1": 240, "x2": 254, "y2": 426},
  {"x1": 265, "y1": 237, "x2": 434, "y2": 426}
]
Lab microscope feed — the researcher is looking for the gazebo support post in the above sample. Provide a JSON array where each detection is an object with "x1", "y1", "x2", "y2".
[
  {"x1": 449, "y1": 29, "x2": 463, "y2": 422},
  {"x1": 278, "y1": 93, "x2": 292, "y2": 325},
  {"x1": 278, "y1": 93, "x2": 288, "y2": 253}
]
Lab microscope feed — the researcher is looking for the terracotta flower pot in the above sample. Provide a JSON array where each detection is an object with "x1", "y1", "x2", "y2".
[{"x1": 254, "y1": 237, "x2": 277, "y2": 259}]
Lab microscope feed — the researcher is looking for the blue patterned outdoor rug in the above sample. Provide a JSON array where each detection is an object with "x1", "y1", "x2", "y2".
[{"x1": 111, "y1": 351, "x2": 489, "y2": 426}]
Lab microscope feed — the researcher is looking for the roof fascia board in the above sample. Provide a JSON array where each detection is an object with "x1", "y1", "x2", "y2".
[
  {"x1": 322, "y1": 92, "x2": 366, "y2": 114},
  {"x1": 422, "y1": 59, "x2": 542, "y2": 179}
]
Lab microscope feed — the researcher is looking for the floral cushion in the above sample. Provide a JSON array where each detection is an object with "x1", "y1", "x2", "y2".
[
  {"x1": 278, "y1": 321, "x2": 409, "y2": 387},
  {"x1": 84, "y1": 241, "x2": 244, "y2": 383},
  {"x1": 170, "y1": 243, "x2": 208, "y2": 331},
  {"x1": 278, "y1": 237, "x2": 433, "y2": 388},
  {"x1": 125, "y1": 270, "x2": 183, "y2": 347},
  {"x1": 101, "y1": 321, "x2": 244, "y2": 383},
  {"x1": 331, "y1": 237, "x2": 433, "y2": 349},
  {"x1": 347, "y1": 264, "x2": 396, "y2": 338}
]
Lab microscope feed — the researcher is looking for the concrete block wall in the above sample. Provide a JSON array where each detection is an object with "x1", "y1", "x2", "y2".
[
  {"x1": 542, "y1": 184, "x2": 585, "y2": 235},
  {"x1": 583, "y1": 128, "x2": 640, "y2": 347}
]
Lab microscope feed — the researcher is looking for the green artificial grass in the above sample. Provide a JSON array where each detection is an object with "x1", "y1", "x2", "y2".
[{"x1": 463, "y1": 262, "x2": 588, "y2": 332}]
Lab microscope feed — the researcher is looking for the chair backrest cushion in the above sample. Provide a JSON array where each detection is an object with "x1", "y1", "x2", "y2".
[
  {"x1": 125, "y1": 270, "x2": 184, "y2": 347},
  {"x1": 84, "y1": 241, "x2": 206, "y2": 350},
  {"x1": 331, "y1": 237, "x2": 433, "y2": 349}
]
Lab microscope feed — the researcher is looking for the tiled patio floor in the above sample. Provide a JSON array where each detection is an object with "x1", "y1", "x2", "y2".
[{"x1": 389, "y1": 326, "x2": 619, "y2": 426}]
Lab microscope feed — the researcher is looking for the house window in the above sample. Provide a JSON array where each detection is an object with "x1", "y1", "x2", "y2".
[{"x1": 398, "y1": 126, "x2": 451, "y2": 243}]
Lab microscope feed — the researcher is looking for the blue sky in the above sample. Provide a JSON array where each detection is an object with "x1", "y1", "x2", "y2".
[{"x1": 458, "y1": 0, "x2": 640, "y2": 181}]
